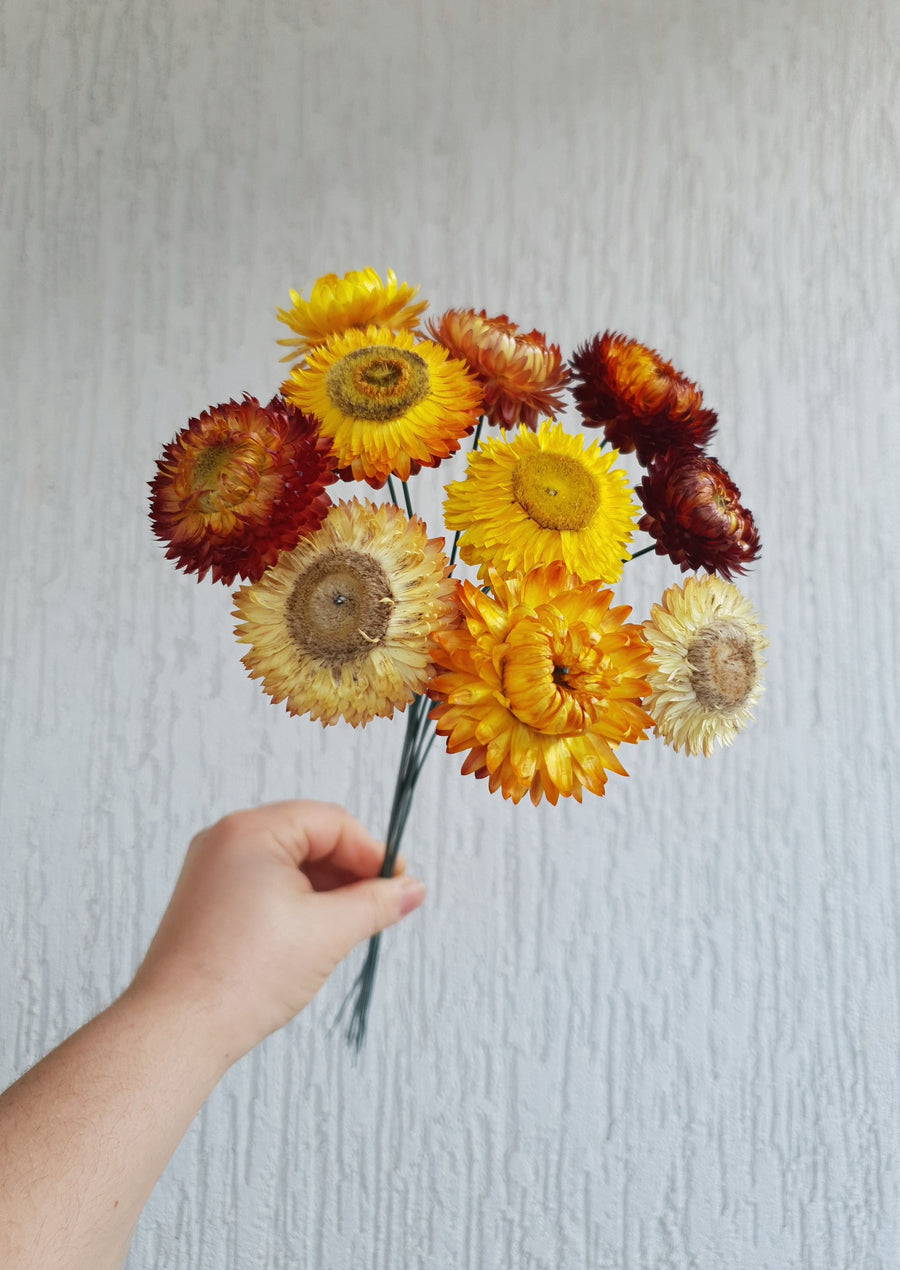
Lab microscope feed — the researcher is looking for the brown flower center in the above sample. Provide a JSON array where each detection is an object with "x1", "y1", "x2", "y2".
[
  {"x1": 512, "y1": 453, "x2": 599, "y2": 531},
  {"x1": 286, "y1": 548, "x2": 394, "y2": 667},
  {"x1": 687, "y1": 620, "x2": 757, "y2": 710},
  {"x1": 326, "y1": 346, "x2": 430, "y2": 421}
]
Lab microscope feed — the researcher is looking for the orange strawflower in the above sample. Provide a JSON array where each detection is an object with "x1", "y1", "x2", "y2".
[
  {"x1": 149, "y1": 396, "x2": 335, "y2": 585},
  {"x1": 427, "y1": 308, "x2": 569, "y2": 430},
  {"x1": 571, "y1": 332, "x2": 717, "y2": 464},
  {"x1": 428, "y1": 564, "x2": 652, "y2": 806}
]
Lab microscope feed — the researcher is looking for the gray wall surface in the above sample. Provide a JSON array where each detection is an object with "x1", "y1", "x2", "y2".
[{"x1": 2, "y1": 0, "x2": 898, "y2": 1266}]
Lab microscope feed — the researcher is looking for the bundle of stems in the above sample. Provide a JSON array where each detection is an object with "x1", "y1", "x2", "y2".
[
  {"x1": 339, "y1": 689, "x2": 436, "y2": 1051},
  {"x1": 337, "y1": 430, "x2": 481, "y2": 1051}
]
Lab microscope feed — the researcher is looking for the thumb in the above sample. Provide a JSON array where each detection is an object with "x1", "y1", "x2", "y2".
[{"x1": 312, "y1": 874, "x2": 426, "y2": 964}]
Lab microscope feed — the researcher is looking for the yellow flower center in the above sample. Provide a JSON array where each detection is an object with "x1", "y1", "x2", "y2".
[
  {"x1": 501, "y1": 614, "x2": 606, "y2": 735},
  {"x1": 326, "y1": 346, "x2": 430, "y2": 421},
  {"x1": 688, "y1": 620, "x2": 757, "y2": 710},
  {"x1": 286, "y1": 548, "x2": 394, "y2": 667},
  {"x1": 511, "y1": 453, "x2": 599, "y2": 531},
  {"x1": 189, "y1": 440, "x2": 263, "y2": 514},
  {"x1": 191, "y1": 443, "x2": 232, "y2": 490}
]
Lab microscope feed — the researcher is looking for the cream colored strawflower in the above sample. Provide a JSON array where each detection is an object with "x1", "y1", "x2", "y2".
[{"x1": 642, "y1": 574, "x2": 767, "y2": 755}]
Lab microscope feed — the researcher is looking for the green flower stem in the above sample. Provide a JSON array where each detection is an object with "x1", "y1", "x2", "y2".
[
  {"x1": 448, "y1": 417, "x2": 484, "y2": 570},
  {"x1": 340, "y1": 416, "x2": 486, "y2": 1050},
  {"x1": 340, "y1": 691, "x2": 434, "y2": 1052},
  {"x1": 628, "y1": 543, "x2": 657, "y2": 560}
]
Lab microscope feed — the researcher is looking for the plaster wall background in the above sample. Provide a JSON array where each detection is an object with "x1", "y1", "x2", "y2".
[{"x1": 1, "y1": 0, "x2": 898, "y2": 1266}]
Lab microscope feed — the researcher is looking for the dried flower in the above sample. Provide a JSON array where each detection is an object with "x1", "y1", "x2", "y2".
[
  {"x1": 234, "y1": 500, "x2": 456, "y2": 726},
  {"x1": 149, "y1": 396, "x2": 335, "y2": 585},
  {"x1": 642, "y1": 574, "x2": 767, "y2": 754},
  {"x1": 637, "y1": 449, "x2": 760, "y2": 578},
  {"x1": 427, "y1": 308, "x2": 569, "y2": 430},
  {"x1": 429, "y1": 563, "x2": 652, "y2": 805},
  {"x1": 443, "y1": 419, "x2": 638, "y2": 584},
  {"x1": 570, "y1": 332, "x2": 717, "y2": 464}
]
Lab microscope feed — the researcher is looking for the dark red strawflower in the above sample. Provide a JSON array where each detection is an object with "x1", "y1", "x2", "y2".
[
  {"x1": 637, "y1": 450, "x2": 760, "y2": 579},
  {"x1": 149, "y1": 395, "x2": 336, "y2": 585},
  {"x1": 570, "y1": 332, "x2": 717, "y2": 465}
]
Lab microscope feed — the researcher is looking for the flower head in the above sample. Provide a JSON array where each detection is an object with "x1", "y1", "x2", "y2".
[
  {"x1": 428, "y1": 564, "x2": 652, "y2": 805},
  {"x1": 282, "y1": 325, "x2": 483, "y2": 487},
  {"x1": 149, "y1": 395, "x2": 336, "y2": 585},
  {"x1": 443, "y1": 420, "x2": 638, "y2": 585},
  {"x1": 233, "y1": 499, "x2": 457, "y2": 726},
  {"x1": 277, "y1": 268, "x2": 427, "y2": 365},
  {"x1": 570, "y1": 332, "x2": 717, "y2": 464},
  {"x1": 426, "y1": 308, "x2": 569, "y2": 430},
  {"x1": 637, "y1": 449, "x2": 761, "y2": 578},
  {"x1": 642, "y1": 574, "x2": 767, "y2": 755}
]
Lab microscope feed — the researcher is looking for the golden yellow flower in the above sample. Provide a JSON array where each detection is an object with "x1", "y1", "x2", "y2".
[
  {"x1": 443, "y1": 420, "x2": 638, "y2": 584},
  {"x1": 642, "y1": 574, "x2": 767, "y2": 755},
  {"x1": 233, "y1": 499, "x2": 456, "y2": 726},
  {"x1": 277, "y1": 269, "x2": 427, "y2": 365},
  {"x1": 428, "y1": 564, "x2": 652, "y2": 805},
  {"x1": 282, "y1": 325, "x2": 483, "y2": 487}
]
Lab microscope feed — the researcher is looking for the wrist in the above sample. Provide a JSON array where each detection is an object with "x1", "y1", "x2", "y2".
[{"x1": 117, "y1": 973, "x2": 241, "y2": 1090}]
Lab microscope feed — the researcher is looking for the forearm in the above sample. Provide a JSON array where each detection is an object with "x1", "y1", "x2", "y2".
[{"x1": 0, "y1": 983, "x2": 230, "y2": 1270}]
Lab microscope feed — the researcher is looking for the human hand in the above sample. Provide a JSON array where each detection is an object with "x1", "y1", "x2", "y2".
[{"x1": 128, "y1": 801, "x2": 425, "y2": 1069}]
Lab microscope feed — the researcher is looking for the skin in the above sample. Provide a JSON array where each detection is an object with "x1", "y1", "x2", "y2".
[{"x1": 0, "y1": 800, "x2": 425, "y2": 1270}]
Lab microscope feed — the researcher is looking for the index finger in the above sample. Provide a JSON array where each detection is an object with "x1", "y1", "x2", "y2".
[{"x1": 233, "y1": 799, "x2": 388, "y2": 877}]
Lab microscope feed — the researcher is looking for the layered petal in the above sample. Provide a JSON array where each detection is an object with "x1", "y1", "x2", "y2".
[
  {"x1": 282, "y1": 326, "x2": 483, "y2": 487},
  {"x1": 443, "y1": 420, "x2": 638, "y2": 585},
  {"x1": 427, "y1": 308, "x2": 569, "y2": 430},
  {"x1": 642, "y1": 574, "x2": 767, "y2": 755},
  {"x1": 234, "y1": 499, "x2": 457, "y2": 726},
  {"x1": 571, "y1": 332, "x2": 717, "y2": 465},
  {"x1": 428, "y1": 564, "x2": 652, "y2": 805},
  {"x1": 149, "y1": 395, "x2": 336, "y2": 585},
  {"x1": 277, "y1": 268, "x2": 427, "y2": 364},
  {"x1": 637, "y1": 449, "x2": 761, "y2": 578}
]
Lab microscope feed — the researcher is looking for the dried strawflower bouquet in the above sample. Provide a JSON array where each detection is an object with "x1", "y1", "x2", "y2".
[{"x1": 149, "y1": 269, "x2": 766, "y2": 1048}]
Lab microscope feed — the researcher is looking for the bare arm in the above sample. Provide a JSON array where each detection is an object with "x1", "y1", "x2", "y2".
[{"x1": 0, "y1": 801, "x2": 425, "y2": 1270}]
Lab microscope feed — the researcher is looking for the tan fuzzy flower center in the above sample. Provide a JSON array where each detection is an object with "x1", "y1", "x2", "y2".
[
  {"x1": 511, "y1": 453, "x2": 600, "y2": 531},
  {"x1": 688, "y1": 620, "x2": 757, "y2": 710},
  {"x1": 326, "y1": 346, "x2": 430, "y2": 421},
  {"x1": 286, "y1": 548, "x2": 394, "y2": 666}
]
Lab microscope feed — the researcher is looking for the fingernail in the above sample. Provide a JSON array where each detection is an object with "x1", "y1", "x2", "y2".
[
  {"x1": 393, "y1": 854, "x2": 408, "y2": 876},
  {"x1": 398, "y1": 877, "x2": 426, "y2": 916}
]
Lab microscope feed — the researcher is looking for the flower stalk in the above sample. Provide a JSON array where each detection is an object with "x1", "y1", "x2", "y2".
[{"x1": 340, "y1": 690, "x2": 435, "y2": 1051}]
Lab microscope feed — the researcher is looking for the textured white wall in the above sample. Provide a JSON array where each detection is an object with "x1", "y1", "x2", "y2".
[{"x1": 2, "y1": 0, "x2": 898, "y2": 1265}]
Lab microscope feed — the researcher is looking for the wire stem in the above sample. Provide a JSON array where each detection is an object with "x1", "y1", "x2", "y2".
[
  {"x1": 448, "y1": 418, "x2": 484, "y2": 570},
  {"x1": 338, "y1": 691, "x2": 435, "y2": 1051}
]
